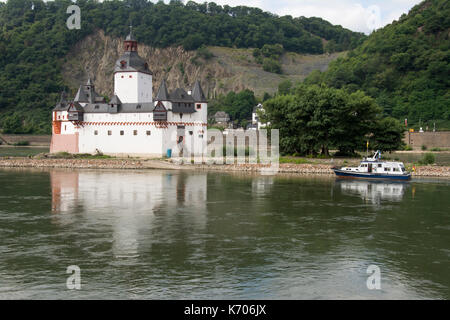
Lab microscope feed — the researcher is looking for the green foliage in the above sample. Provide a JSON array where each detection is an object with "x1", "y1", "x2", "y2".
[
  {"x1": 279, "y1": 157, "x2": 310, "y2": 164},
  {"x1": 419, "y1": 152, "x2": 435, "y2": 165},
  {"x1": 2, "y1": 113, "x2": 23, "y2": 133},
  {"x1": 304, "y1": 0, "x2": 450, "y2": 128},
  {"x1": 13, "y1": 140, "x2": 30, "y2": 146},
  {"x1": 262, "y1": 84, "x2": 404, "y2": 155},
  {"x1": 262, "y1": 58, "x2": 282, "y2": 74},
  {"x1": 421, "y1": 144, "x2": 428, "y2": 151},
  {"x1": 208, "y1": 89, "x2": 257, "y2": 125},
  {"x1": 370, "y1": 117, "x2": 406, "y2": 152},
  {"x1": 262, "y1": 92, "x2": 272, "y2": 101},
  {"x1": 253, "y1": 44, "x2": 284, "y2": 73},
  {"x1": 430, "y1": 147, "x2": 448, "y2": 151},
  {"x1": 278, "y1": 79, "x2": 292, "y2": 95},
  {"x1": 196, "y1": 45, "x2": 214, "y2": 60},
  {"x1": 404, "y1": 144, "x2": 413, "y2": 151},
  {"x1": 0, "y1": 0, "x2": 364, "y2": 134}
]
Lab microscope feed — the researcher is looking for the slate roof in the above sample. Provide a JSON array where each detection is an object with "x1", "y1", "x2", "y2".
[
  {"x1": 192, "y1": 80, "x2": 207, "y2": 102},
  {"x1": 53, "y1": 91, "x2": 69, "y2": 111},
  {"x1": 109, "y1": 95, "x2": 122, "y2": 105},
  {"x1": 82, "y1": 102, "x2": 155, "y2": 113},
  {"x1": 155, "y1": 80, "x2": 170, "y2": 101},
  {"x1": 125, "y1": 27, "x2": 136, "y2": 41},
  {"x1": 114, "y1": 51, "x2": 152, "y2": 74},
  {"x1": 170, "y1": 88, "x2": 194, "y2": 103},
  {"x1": 69, "y1": 101, "x2": 84, "y2": 112},
  {"x1": 74, "y1": 79, "x2": 106, "y2": 104}
]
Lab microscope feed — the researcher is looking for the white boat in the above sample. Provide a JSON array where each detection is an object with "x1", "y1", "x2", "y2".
[{"x1": 333, "y1": 150, "x2": 411, "y2": 181}]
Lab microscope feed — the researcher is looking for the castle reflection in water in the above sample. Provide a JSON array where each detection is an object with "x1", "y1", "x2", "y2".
[{"x1": 50, "y1": 170, "x2": 208, "y2": 258}]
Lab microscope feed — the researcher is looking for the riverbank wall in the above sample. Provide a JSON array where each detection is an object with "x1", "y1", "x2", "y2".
[
  {"x1": 404, "y1": 131, "x2": 450, "y2": 150},
  {"x1": 1, "y1": 157, "x2": 449, "y2": 177}
]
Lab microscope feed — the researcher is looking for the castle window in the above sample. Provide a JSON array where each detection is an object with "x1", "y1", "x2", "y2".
[
  {"x1": 189, "y1": 131, "x2": 193, "y2": 135},
  {"x1": 133, "y1": 130, "x2": 138, "y2": 136},
  {"x1": 120, "y1": 130, "x2": 124, "y2": 136},
  {"x1": 129, "y1": 75, "x2": 132, "y2": 78},
  {"x1": 108, "y1": 130, "x2": 112, "y2": 136},
  {"x1": 199, "y1": 134, "x2": 203, "y2": 138},
  {"x1": 146, "y1": 131, "x2": 151, "y2": 136},
  {"x1": 94, "y1": 130, "x2": 98, "y2": 135},
  {"x1": 196, "y1": 104, "x2": 201, "y2": 110},
  {"x1": 95, "y1": 105, "x2": 99, "y2": 109},
  {"x1": 121, "y1": 76, "x2": 124, "y2": 78},
  {"x1": 136, "y1": 105, "x2": 141, "y2": 109}
]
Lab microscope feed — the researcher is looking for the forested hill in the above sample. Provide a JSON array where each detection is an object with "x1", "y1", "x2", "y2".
[
  {"x1": 305, "y1": 0, "x2": 450, "y2": 129},
  {"x1": 0, "y1": 0, "x2": 365, "y2": 134}
]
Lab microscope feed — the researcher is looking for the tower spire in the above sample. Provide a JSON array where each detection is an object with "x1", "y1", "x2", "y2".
[{"x1": 124, "y1": 23, "x2": 137, "y2": 51}]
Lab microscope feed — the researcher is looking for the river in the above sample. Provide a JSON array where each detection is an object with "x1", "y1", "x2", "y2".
[{"x1": 0, "y1": 168, "x2": 448, "y2": 299}]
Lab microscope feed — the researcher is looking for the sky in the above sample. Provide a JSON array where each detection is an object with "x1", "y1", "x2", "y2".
[
  {"x1": 161, "y1": 0, "x2": 424, "y2": 34},
  {"x1": 191, "y1": 0, "x2": 424, "y2": 34},
  {"x1": 0, "y1": 0, "x2": 424, "y2": 34}
]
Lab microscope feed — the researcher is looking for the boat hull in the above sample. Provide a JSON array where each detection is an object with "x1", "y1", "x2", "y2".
[{"x1": 333, "y1": 169, "x2": 411, "y2": 181}]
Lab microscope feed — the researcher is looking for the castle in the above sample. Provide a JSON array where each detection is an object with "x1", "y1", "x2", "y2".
[{"x1": 51, "y1": 29, "x2": 208, "y2": 157}]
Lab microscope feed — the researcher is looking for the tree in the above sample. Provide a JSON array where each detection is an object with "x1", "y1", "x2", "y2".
[
  {"x1": 263, "y1": 58, "x2": 282, "y2": 74},
  {"x1": 370, "y1": 117, "x2": 406, "y2": 152},
  {"x1": 2, "y1": 113, "x2": 23, "y2": 134},
  {"x1": 263, "y1": 85, "x2": 383, "y2": 156},
  {"x1": 278, "y1": 79, "x2": 292, "y2": 95}
]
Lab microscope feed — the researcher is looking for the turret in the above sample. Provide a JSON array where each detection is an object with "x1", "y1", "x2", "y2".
[{"x1": 113, "y1": 27, "x2": 152, "y2": 103}]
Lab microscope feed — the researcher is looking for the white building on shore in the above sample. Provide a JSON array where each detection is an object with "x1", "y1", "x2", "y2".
[
  {"x1": 251, "y1": 103, "x2": 269, "y2": 130},
  {"x1": 51, "y1": 29, "x2": 208, "y2": 157}
]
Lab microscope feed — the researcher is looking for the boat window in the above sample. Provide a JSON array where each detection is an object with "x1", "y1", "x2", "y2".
[
  {"x1": 384, "y1": 167, "x2": 391, "y2": 172},
  {"x1": 378, "y1": 164, "x2": 382, "y2": 167}
]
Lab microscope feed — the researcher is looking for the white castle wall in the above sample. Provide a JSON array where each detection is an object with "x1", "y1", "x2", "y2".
[
  {"x1": 77, "y1": 112, "x2": 206, "y2": 156},
  {"x1": 114, "y1": 72, "x2": 152, "y2": 103}
]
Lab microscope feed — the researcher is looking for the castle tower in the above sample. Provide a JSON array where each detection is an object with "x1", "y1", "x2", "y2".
[
  {"x1": 192, "y1": 80, "x2": 208, "y2": 123},
  {"x1": 114, "y1": 26, "x2": 152, "y2": 104}
]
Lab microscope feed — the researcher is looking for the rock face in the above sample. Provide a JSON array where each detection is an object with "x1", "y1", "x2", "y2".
[{"x1": 62, "y1": 29, "x2": 343, "y2": 99}]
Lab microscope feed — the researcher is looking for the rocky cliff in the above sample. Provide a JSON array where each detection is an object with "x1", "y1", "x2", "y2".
[{"x1": 62, "y1": 30, "x2": 344, "y2": 99}]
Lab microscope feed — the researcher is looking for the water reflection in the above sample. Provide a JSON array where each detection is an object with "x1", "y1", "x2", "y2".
[
  {"x1": 337, "y1": 180, "x2": 408, "y2": 204},
  {"x1": 50, "y1": 170, "x2": 207, "y2": 259},
  {"x1": 0, "y1": 168, "x2": 447, "y2": 299}
]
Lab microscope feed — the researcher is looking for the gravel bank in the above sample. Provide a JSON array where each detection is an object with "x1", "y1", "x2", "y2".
[{"x1": 1, "y1": 157, "x2": 449, "y2": 177}]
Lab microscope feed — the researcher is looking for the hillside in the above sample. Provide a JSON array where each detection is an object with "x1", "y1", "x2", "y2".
[
  {"x1": 305, "y1": 0, "x2": 450, "y2": 129},
  {"x1": 0, "y1": 0, "x2": 364, "y2": 134},
  {"x1": 62, "y1": 30, "x2": 345, "y2": 100}
]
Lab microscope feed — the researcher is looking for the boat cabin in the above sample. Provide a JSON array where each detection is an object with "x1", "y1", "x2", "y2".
[{"x1": 341, "y1": 161, "x2": 407, "y2": 175}]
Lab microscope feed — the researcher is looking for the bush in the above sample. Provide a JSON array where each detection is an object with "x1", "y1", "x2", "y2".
[
  {"x1": 419, "y1": 152, "x2": 435, "y2": 165},
  {"x1": 421, "y1": 144, "x2": 427, "y2": 151},
  {"x1": 404, "y1": 144, "x2": 413, "y2": 151},
  {"x1": 196, "y1": 45, "x2": 214, "y2": 60},
  {"x1": 430, "y1": 147, "x2": 446, "y2": 151},
  {"x1": 263, "y1": 58, "x2": 282, "y2": 74},
  {"x1": 13, "y1": 140, "x2": 30, "y2": 146}
]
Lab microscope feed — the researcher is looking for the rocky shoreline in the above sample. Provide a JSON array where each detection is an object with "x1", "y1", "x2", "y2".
[{"x1": 1, "y1": 157, "x2": 449, "y2": 177}]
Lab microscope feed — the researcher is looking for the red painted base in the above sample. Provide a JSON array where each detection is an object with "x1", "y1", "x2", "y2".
[{"x1": 50, "y1": 133, "x2": 79, "y2": 153}]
